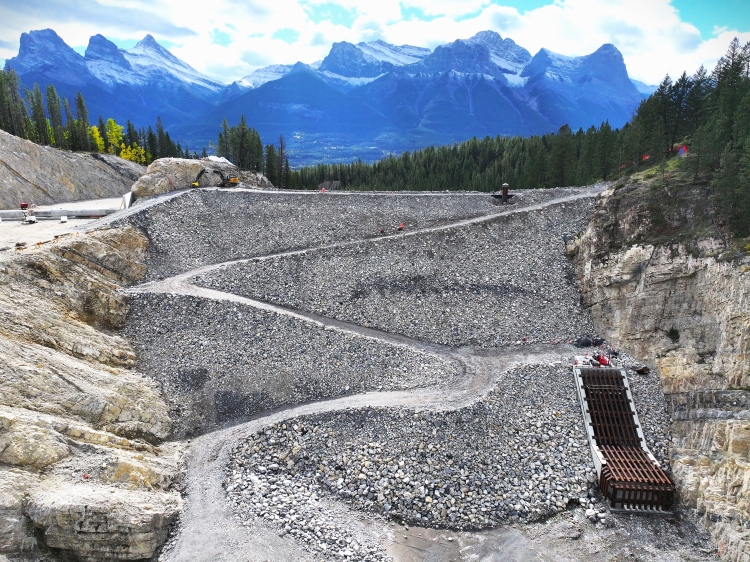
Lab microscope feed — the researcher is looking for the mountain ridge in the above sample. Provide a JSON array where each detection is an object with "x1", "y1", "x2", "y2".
[{"x1": 5, "y1": 28, "x2": 652, "y2": 165}]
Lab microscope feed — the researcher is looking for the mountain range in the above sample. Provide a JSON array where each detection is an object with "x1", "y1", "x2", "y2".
[{"x1": 4, "y1": 29, "x2": 650, "y2": 165}]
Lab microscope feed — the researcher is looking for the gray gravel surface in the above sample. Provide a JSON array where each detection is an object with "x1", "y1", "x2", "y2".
[
  {"x1": 123, "y1": 292, "x2": 460, "y2": 438},
  {"x1": 226, "y1": 363, "x2": 596, "y2": 544},
  {"x1": 114, "y1": 187, "x2": 593, "y2": 281},
  {"x1": 197, "y1": 199, "x2": 596, "y2": 348}
]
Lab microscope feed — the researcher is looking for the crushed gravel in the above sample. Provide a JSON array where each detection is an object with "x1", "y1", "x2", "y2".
[
  {"x1": 123, "y1": 292, "x2": 461, "y2": 438},
  {"x1": 196, "y1": 198, "x2": 596, "y2": 348},
  {"x1": 114, "y1": 188, "x2": 593, "y2": 281},
  {"x1": 226, "y1": 363, "x2": 598, "y2": 551}
]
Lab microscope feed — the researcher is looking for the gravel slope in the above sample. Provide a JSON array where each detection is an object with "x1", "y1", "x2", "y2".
[
  {"x1": 123, "y1": 292, "x2": 461, "y2": 438},
  {"x1": 115, "y1": 188, "x2": 590, "y2": 281},
  {"x1": 196, "y1": 198, "x2": 596, "y2": 347}
]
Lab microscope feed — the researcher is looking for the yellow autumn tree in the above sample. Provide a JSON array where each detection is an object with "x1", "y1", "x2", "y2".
[
  {"x1": 89, "y1": 125, "x2": 105, "y2": 153},
  {"x1": 119, "y1": 142, "x2": 147, "y2": 165},
  {"x1": 105, "y1": 118, "x2": 123, "y2": 155}
]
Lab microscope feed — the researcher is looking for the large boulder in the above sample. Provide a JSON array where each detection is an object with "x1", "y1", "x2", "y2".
[{"x1": 130, "y1": 157, "x2": 273, "y2": 200}]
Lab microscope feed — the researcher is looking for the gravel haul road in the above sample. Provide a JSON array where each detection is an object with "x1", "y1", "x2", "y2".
[{"x1": 120, "y1": 186, "x2": 711, "y2": 561}]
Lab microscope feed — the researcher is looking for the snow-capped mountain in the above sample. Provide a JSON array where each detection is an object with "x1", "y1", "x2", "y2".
[
  {"x1": 232, "y1": 39, "x2": 432, "y2": 93},
  {"x1": 631, "y1": 79, "x2": 658, "y2": 98},
  {"x1": 5, "y1": 28, "x2": 654, "y2": 164},
  {"x1": 357, "y1": 40, "x2": 430, "y2": 66},
  {"x1": 122, "y1": 35, "x2": 223, "y2": 98}
]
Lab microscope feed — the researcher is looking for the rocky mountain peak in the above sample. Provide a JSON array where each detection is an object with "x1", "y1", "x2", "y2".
[
  {"x1": 414, "y1": 39, "x2": 504, "y2": 79},
  {"x1": 319, "y1": 41, "x2": 391, "y2": 78},
  {"x1": 84, "y1": 34, "x2": 131, "y2": 69},
  {"x1": 5, "y1": 29, "x2": 92, "y2": 86},
  {"x1": 466, "y1": 30, "x2": 532, "y2": 74}
]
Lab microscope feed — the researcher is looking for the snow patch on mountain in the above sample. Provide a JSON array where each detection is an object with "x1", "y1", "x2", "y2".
[
  {"x1": 465, "y1": 31, "x2": 532, "y2": 76},
  {"x1": 631, "y1": 79, "x2": 657, "y2": 97},
  {"x1": 123, "y1": 35, "x2": 223, "y2": 94},
  {"x1": 237, "y1": 64, "x2": 294, "y2": 89},
  {"x1": 356, "y1": 40, "x2": 431, "y2": 66}
]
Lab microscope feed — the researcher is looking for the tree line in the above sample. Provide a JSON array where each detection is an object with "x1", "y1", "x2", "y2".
[
  {"x1": 281, "y1": 38, "x2": 750, "y2": 237},
  {"x1": 213, "y1": 118, "x2": 301, "y2": 189},
  {"x1": 0, "y1": 68, "x2": 198, "y2": 165}
]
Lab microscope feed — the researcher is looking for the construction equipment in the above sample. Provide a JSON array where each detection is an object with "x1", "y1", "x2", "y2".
[{"x1": 191, "y1": 168, "x2": 240, "y2": 188}]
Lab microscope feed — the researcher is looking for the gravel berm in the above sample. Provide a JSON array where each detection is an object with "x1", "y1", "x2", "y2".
[
  {"x1": 114, "y1": 187, "x2": 598, "y2": 282},
  {"x1": 196, "y1": 197, "x2": 596, "y2": 347},
  {"x1": 123, "y1": 292, "x2": 461, "y2": 438}
]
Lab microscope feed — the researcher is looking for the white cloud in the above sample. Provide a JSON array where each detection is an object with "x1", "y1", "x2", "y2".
[{"x1": 1, "y1": 0, "x2": 749, "y2": 85}]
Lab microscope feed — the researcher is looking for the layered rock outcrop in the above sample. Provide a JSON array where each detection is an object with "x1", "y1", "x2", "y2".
[
  {"x1": 0, "y1": 227, "x2": 180, "y2": 560},
  {"x1": 571, "y1": 181, "x2": 750, "y2": 561},
  {"x1": 0, "y1": 129, "x2": 144, "y2": 209},
  {"x1": 130, "y1": 157, "x2": 273, "y2": 200}
]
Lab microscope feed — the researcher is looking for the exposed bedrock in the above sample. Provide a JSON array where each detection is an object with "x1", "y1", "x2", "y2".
[
  {"x1": 0, "y1": 129, "x2": 144, "y2": 210},
  {"x1": 572, "y1": 185, "x2": 750, "y2": 561},
  {"x1": 0, "y1": 227, "x2": 180, "y2": 561},
  {"x1": 129, "y1": 157, "x2": 272, "y2": 201}
]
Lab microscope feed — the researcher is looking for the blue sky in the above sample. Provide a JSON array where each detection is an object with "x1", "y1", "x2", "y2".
[{"x1": 1, "y1": 0, "x2": 749, "y2": 84}]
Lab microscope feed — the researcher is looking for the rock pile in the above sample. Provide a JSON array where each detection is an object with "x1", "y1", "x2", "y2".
[
  {"x1": 198, "y1": 199, "x2": 596, "y2": 347},
  {"x1": 123, "y1": 293, "x2": 460, "y2": 437},
  {"x1": 130, "y1": 157, "x2": 272, "y2": 201},
  {"x1": 116, "y1": 187, "x2": 586, "y2": 281},
  {"x1": 226, "y1": 363, "x2": 597, "y2": 551}
]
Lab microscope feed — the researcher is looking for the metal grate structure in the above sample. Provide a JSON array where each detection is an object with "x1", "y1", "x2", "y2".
[{"x1": 573, "y1": 366, "x2": 674, "y2": 512}]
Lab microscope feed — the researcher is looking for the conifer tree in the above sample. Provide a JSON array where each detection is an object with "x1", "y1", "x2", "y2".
[
  {"x1": 46, "y1": 85, "x2": 65, "y2": 149},
  {"x1": 26, "y1": 84, "x2": 49, "y2": 145},
  {"x1": 75, "y1": 93, "x2": 90, "y2": 151}
]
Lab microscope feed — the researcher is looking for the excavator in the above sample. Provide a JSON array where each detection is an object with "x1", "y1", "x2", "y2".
[{"x1": 191, "y1": 168, "x2": 239, "y2": 188}]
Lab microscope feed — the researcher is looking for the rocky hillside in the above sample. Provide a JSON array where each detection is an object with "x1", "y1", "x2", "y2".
[
  {"x1": 571, "y1": 174, "x2": 750, "y2": 561},
  {"x1": 0, "y1": 129, "x2": 144, "y2": 209},
  {"x1": 0, "y1": 227, "x2": 180, "y2": 561}
]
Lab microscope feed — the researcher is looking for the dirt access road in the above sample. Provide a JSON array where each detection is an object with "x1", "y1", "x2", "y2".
[{"x1": 126, "y1": 187, "x2": 711, "y2": 561}]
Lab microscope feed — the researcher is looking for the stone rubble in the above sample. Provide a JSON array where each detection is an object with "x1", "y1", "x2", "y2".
[
  {"x1": 225, "y1": 363, "x2": 610, "y2": 557},
  {"x1": 115, "y1": 187, "x2": 593, "y2": 281},
  {"x1": 123, "y1": 293, "x2": 461, "y2": 438},
  {"x1": 223, "y1": 352, "x2": 677, "y2": 557},
  {"x1": 196, "y1": 198, "x2": 596, "y2": 348}
]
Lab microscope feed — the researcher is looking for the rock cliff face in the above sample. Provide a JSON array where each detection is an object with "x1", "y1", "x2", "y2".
[
  {"x1": 0, "y1": 129, "x2": 145, "y2": 210},
  {"x1": 571, "y1": 183, "x2": 750, "y2": 561},
  {"x1": 0, "y1": 227, "x2": 180, "y2": 560}
]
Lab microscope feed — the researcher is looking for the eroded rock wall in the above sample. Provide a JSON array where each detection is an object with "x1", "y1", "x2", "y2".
[
  {"x1": 572, "y1": 186, "x2": 750, "y2": 561},
  {"x1": 0, "y1": 227, "x2": 180, "y2": 561},
  {"x1": 0, "y1": 129, "x2": 145, "y2": 209}
]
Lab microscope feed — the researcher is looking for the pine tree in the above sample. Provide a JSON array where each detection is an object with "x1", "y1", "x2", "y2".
[
  {"x1": 75, "y1": 93, "x2": 90, "y2": 150},
  {"x1": 147, "y1": 126, "x2": 157, "y2": 162},
  {"x1": 277, "y1": 134, "x2": 287, "y2": 188},
  {"x1": 265, "y1": 144, "x2": 278, "y2": 186},
  {"x1": 98, "y1": 116, "x2": 109, "y2": 153},
  {"x1": 46, "y1": 85, "x2": 65, "y2": 149},
  {"x1": 26, "y1": 84, "x2": 49, "y2": 145},
  {"x1": 156, "y1": 116, "x2": 166, "y2": 158},
  {"x1": 64, "y1": 98, "x2": 78, "y2": 151}
]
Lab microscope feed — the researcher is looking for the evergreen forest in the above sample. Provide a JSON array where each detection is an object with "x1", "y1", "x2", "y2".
[
  {"x1": 2, "y1": 38, "x2": 750, "y2": 236},
  {"x1": 0, "y1": 69, "x2": 196, "y2": 164}
]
